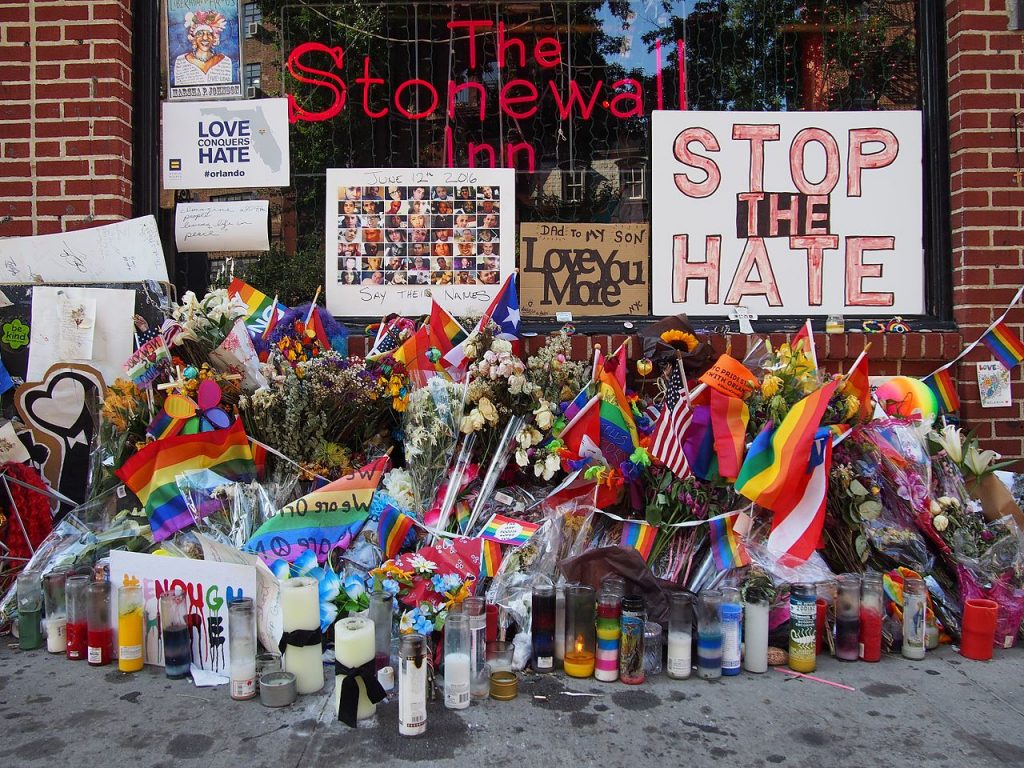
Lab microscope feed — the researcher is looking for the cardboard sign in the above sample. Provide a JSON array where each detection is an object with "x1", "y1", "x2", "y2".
[
  {"x1": 519, "y1": 223, "x2": 648, "y2": 317},
  {"x1": 162, "y1": 99, "x2": 290, "y2": 189},
  {"x1": 324, "y1": 168, "x2": 514, "y2": 317},
  {"x1": 651, "y1": 110, "x2": 924, "y2": 316},
  {"x1": 109, "y1": 551, "x2": 258, "y2": 673}
]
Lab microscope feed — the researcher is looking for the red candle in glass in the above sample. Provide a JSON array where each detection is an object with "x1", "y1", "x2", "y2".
[
  {"x1": 859, "y1": 608, "x2": 883, "y2": 662},
  {"x1": 66, "y1": 621, "x2": 88, "y2": 660},
  {"x1": 88, "y1": 626, "x2": 114, "y2": 666},
  {"x1": 815, "y1": 598, "x2": 827, "y2": 655}
]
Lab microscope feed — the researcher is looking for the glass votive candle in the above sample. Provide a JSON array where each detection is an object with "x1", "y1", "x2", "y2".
[
  {"x1": 643, "y1": 621, "x2": 663, "y2": 676},
  {"x1": 563, "y1": 585, "x2": 596, "y2": 679},
  {"x1": 65, "y1": 575, "x2": 90, "y2": 660},
  {"x1": 117, "y1": 584, "x2": 144, "y2": 673},
  {"x1": 86, "y1": 581, "x2": 113, "y2": 666},
  {"x1": 485, "y1": 640, "x2": 514, "y2": 674},
  {"x1": 696, "y1": 589, "x2": 723, "y2": 680},
  {"x1": 160, "y1": 588, "x2": 191, "y2": 679},
  {"x1": 229, "y1": 598, "x2": 258, "y2": 700},
  {"x1": 43, "y1": 569, "x2": 68, "y2": 654},
  {"x1": 17, "y1": 572, "x2": 43, "y2": 651}
]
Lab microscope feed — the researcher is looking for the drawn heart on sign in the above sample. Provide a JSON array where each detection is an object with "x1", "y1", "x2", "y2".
[{"x1": 23, "y1": 373, "x2": 92, "y2": 445}]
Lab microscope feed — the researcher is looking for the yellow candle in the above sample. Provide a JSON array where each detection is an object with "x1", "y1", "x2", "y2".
[
  {"x1": 118, "y1": 606, "x2": 144, "y2": 673},
  {"x1": 563, "y1": 636, "x2": 594, "y2": 678}
]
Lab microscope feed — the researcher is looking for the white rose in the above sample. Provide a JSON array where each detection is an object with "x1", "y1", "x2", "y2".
[
  {"x1": 929, "y1": 499, "x2": 942, "y2": 517},
  {"x1": 534, "y1": 406, "x2": 554, "y2": 431},
  {"x1": 515, "y1": 448, "x2": 529, "y2": 467},
  {"x1": 933, "y1": 514, "x2": 949, "y2": 532},
  {"x1": 544, "y1": 452, "x2": 561, "y2": 476},
  {"x1": 492, "y1": 338, "x2": 513, "y2": 354},
  {"x1": 463, "y1": 343, "x2": 478, "y2": 360}
]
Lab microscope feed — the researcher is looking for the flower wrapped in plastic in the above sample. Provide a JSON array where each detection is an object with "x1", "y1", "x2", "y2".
[{"x1": 402, "y1": 376, "x2": 467, "y2": 515}]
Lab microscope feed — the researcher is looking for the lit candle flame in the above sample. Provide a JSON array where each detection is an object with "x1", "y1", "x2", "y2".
[{"x1": 575, "y1": 635, "x2": 584, "y2": 654}]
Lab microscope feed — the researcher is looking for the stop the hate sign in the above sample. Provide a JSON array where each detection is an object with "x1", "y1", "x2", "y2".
[{"x1": 651, "y1": 110, "x2": 924, "y2": 317}]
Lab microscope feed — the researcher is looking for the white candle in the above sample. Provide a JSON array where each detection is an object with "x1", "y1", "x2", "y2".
[
  {"x1": 743, "y1": 602, "x2": 769, "y2": 673},
  {"x1": 444, "y1": 652, "x2": 471, "y2": 710},
  {"x1": 45, "y1": 617, "x2": 67, "y2": 654},
  {"x1": 666, "y1": 630, "x2": 691, "y2": 679},
  {"x1": 280, "y1": 578, "x2": 324, "y2": 695},
  {"x1": 230, "y1": 658, "x2": 257, "y2": 699},
  {"x1": 334, "y1": 617, "x2": 377, "y2": 722}
]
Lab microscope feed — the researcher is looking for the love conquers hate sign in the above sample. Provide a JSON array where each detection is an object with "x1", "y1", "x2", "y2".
[{"x1": 651, "y1": 111, "x2": 924, "y2": 317}]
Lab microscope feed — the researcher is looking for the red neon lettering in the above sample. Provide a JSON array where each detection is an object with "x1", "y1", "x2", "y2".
[
  {"x1": 447, "y1": 20, "x2": 493, "y2": 69},
  {"x1": 847, "y1": 129, "x2": 899, "y2": 197},
  {"x1": 548, "y1": 80, "x2": 603, "y2": 120},
  {"x1": 672, "y1": 128, "x2": 721, "y2": 198},
  {"x1": 790, "y1": 235, "x2": 839, "y2": 306},
  {"x1": 356, "y1": 57, "x2": 388, "y2": 118},
  {"x1": 845, "y1": 236, "x2": 895, "y2": 306},
  {"x1": 725, "y1": 238, "x2": 782, "y2": 306},
  {"x1": 790, "y1": 128, "x2": 840, "y2": 195},
  {"x1": 500, "y1": 80, "x2": 539, "y2": 119},
  {"x1": 394, "y1": 79, "x2": 439, "y2": 120},
  {"x1": 469, "y1": 142, "x2": 496, "y2": 167},
  {"x1": 449, "y1": 80, "x2": 486, "y2": 120},
  {"x1": 672, "y1": 234, "x2": 721, "y2": 304},
  {"x1": 286, "y1": 43, "x2": 346, "y2": 124},
  {"x1": 534, "y1": 37, "x2": 562, "y2": 68},
  {"x1": 608, "y1": 79, "x2": 643, "y2": 118},
  {"x1": 732, "y1": 124, "x2": 780, "y2": 193},
  {"x1": 497, "y1": 22, "x2": 526, "y2": 68}
]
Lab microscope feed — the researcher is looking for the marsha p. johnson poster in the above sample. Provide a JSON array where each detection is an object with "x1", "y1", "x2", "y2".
[{"x1": 166, "y1": 0, "x2": 243, "y2": 101}]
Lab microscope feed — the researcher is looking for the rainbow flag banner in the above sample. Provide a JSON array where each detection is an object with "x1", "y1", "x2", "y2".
[
  {"x1": 116, "y1": 419, "x2": 256, "y2": 542},
  {"x1": 709, "y1": 514, "x2": 751, "y2": 570},
  {"x1": 620, "y1": 520, "x2": 656, "y2": 561},
  {"x1": 428, "y1": 300, "x2": 467, "y2": 355},
  {"x1": 925, "y1": 369, "x2": 960, "y2": 413},
  {"x1": 378, "y1": 503, "x2": 416, "y2": 559},
  {"x1": 228, "y1": 277, "x2": 286, "y2": 335},
  {"x1": 480, "y1": 538, "x2": 503, "y2": 578},
  {"x1": 480, "y1": 513, "x2": 540, "y2": 547},
  {"x1": 981, "y1": 320, "x2": 1024, "y2": 369},
  {"x1": 246, "y1": 457, "x2": 389, "y2": 565},
  {"x1": 710, "y1": 389, "x2": 749, "y2": 480}
]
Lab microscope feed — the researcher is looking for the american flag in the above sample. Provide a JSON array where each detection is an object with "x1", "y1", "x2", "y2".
[
  {"x1": 650, "y1": 369, "x2": 696, "y2": 479},
  {"x1": 367, "y1": 323, "x2": 402, "y2": 359}
]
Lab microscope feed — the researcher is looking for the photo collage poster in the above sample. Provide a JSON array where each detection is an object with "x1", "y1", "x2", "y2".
[{"x1": 325, "y1": 169, "x2": 514, "y2": 317}]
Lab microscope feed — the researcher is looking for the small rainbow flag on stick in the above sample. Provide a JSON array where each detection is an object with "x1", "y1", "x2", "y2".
[
  {"x1": 924, "y1": 369, "x2": 960, "y2": 413},
  {"x1": 480, "y1": 538, "x2": 503, "y2": 578},
  {"x1": 378, "y1": 504, "x2": 416, "y2": 559},
  {"x1": 981, "y1": 320, "x2": 1024, "y2": 370},
  {"x1": 480, "y1": 514, "x2": 540, "y2": 546},
  {"x1": 709, "y1": 514, "x2": 751, "y2": 571},
  {"x1": 620, "y1": 520, "x2": 657, "y2": 561}
]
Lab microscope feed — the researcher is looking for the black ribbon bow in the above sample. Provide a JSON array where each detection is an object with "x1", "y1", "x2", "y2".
[
  {"x1": 334, "y1": 658, "x2": 387, "y2": 728},
  {"x1": 278, "y1": 627, "x2": 322, "y2": 655}
]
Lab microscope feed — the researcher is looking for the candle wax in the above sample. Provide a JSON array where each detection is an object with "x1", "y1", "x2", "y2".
[
  {"x1": 45, "y1": 617, "x2": 67, "y2": 654},
  {"x1": 666, "y1": 632, "x2": 692, "y2": 679},
  {"x1": 281, "y1": 579, "x2": 324, "y2": 695},
  {"x1": 334, "y1": 618, "x2": 377, "y2": 721},
  {"x1": 87, "y1": 626, "x2": 113, "y2": 666},
  {"x1": 118, "y1": 607, "x2": 144, "y2": 673},
  {"x1": 563, "y1": 651, "x2": 595, "y2": 678},
  {"x1": 66, "y1": 621, "x2": 87, "y2": 660},
  {"x1": 444, "y1": 652, "x2": 471, "y2": 709}
]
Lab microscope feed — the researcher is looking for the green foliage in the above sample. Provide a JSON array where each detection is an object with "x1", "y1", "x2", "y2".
[{"x1": 228, "y1": 247, "x2": 325, "y2": 307}]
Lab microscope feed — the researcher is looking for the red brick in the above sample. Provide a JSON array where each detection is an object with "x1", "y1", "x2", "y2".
[
  {"x1": 64, "y1": 178, "x2": 128, "y2": 196},
  {"x1": 34, "y1": 103, "x2": 61, "y2": 119},
  {"x1": 35, "y1": 219, "x2": 64, "y2": 235},
  {"x1": 35, "y1": 120, "x2": 90, "y2": 137},
  {"x1": 2, "y1": 140, "x2": 28, "y2": 158},
  {"x1": 34, "y1": 4, "x2": 90, "y2": 22},
  {"x1": 36, "y1": 43, "x2": 93, "y2": 62},
  {"x1": 94, "y1": 198, "x2": 132, "y2": 218},
  {"x1": 36, "y1": 82, "x2": 92, "y2": 100},
  {"x1": 0, "y1": 84, "x2": 30, "y2": 101},
  {"x1": 34, "y1": 141, "x2": 62, "y2": 158},
  {"x1": 0, "y1": 64, "x2": 30, "y2": 81},
  {"x1": 93, "y1": 80, "x2": 131, "y2": 100},
  {"x1": 952, "y1": 52, "x2": 1018, "y2": 74},
  {"x1": 64, "y1": 23, "x2": 130, "y2": 44},
  {"x1": 66, "y1": 137, "x2": 128, "y2": 157},
  {"x1": 0, "y1": 199, "x2": 32, "y2": 217},
  {"x1": 64, "y1": 61, "x2": 125, "y2": 80},
  {"x1": 36, "y1": 26, "x2": 62, "y2": 42},
  {"x1": 0, "y1": 181, "x2": 32, "y2": 198},
  {"x1": 0, "y1": 220, "x2": 34, "y2": 237},
  {"x1": 0, "y1": 5, "x2": 29, "y2": 22},
  {"x1": 4, "y1": 25, "x2": 30, "y2": 43},
  {"x1": 93, "y1": 42, "x2": 130, "y2": 60},
  {"x1": 35, "y1": 64, "x2": 61, "y2": 80},
  {"x1": 36, "y1": 180, "x2": 61, "y2": 196},
  {"x1": 94, "y1": 158, "x2": 131, "y2": 176},
  {"x1": 36, "y1": 159, "x2": 90, "y2": 176},
  {"x1": 36, "y1": 199, "x2": 92, "y2": 217},
  {"x1": 92, "y1": 3, "x2": 131, "y2": 23},
  {"x1": 989, "y1": 73, "x2": 1024, "y2": 91},
  {"x1": 92, "y1": 118, "x2": 131, "y2": 139}
]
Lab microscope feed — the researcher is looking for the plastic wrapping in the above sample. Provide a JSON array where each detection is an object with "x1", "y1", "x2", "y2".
[
  {"x1": 484, "y1": 519, "x2": 559, "y2": 631},
  {"x1": 402, "y1": 377, "x2": 467, "y2": 515},
  {"x1": 177, "y1": 472, "x2": 279, "y2": 549}
]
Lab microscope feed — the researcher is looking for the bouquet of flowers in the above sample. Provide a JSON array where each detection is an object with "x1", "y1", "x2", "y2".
[
  {"x1": 403, "y1": 376, "x2": 467, "y2": 514},
  {"x1": 169, "y1": 289, "x2": 249, "y2": 363}
]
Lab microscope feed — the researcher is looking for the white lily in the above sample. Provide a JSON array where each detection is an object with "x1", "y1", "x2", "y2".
[
  {"x1": 930, "y1": 424, "x2": 963, "y2": 464},
  {"x1": 963, "y1": 444, "x2": 1001, "y2": 478}
]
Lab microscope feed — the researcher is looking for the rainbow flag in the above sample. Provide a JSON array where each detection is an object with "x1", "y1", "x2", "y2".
[
  {"x1": 844, "y1": 350, "x2": 872, "y2": 420},
  {"x1": 597, "y1": 366, "x2": 639, "y2": 467},
  {"x1": 682, "y1": 404, "x2": 718, "y2": 481},
  {"x1": 710, "y1": 390, "x2": 749, "y2": 480},
  {"x1": 792, "y1": 319, "x2": 818, "y2": 372},
  {"x1": 428, "y1": 300, "x2": 467, "y2": 356},
  {"x1": 480, "y1": 513, "x2": 540, "y2": 546},
  {"x1": 981, "y1": 320, "x2": 1024, "y2": 369},
  {"x1": 735, "y1": 380, "x2": 839, "y2": 514},
  {"x1": 620, "y1": 520, "x2": 656, "y2": 561},
  {"x1": 116, "y1": 419, "x2": 256, "y2": 541},
  {"x1": 246, "y1": 457, "x2": 388, "y2": 564},
  {"x1": 378, "y1": 503, "x2": 416, "y2": 559},
  {"x1": 394, "y1": 325, "x2": 445, "y2": 384},
  {"x1": 709, "y1": 514, "x2": 750, "y2": 570},
  {"x1": 480, "y1": 538, "x2": 503, "y2": 578},
  {"x1": 228, "y1": 278, "x2": 286, "y2": 335},
  {"x1": 925, "y1": 368, "x2": 960, "y2": 413}
]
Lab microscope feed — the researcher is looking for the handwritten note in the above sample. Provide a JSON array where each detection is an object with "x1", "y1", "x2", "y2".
[
  {"x1": 175, "y1": 201, "x2": 270, "y2": 253},
  {"x1": 0, "y1": 216, "x2": 167, "y2": 284},
  {"x1": 57, "y1": 295, "x2": 96, "y2": 360}
]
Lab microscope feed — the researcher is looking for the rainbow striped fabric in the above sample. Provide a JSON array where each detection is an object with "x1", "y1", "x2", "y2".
[
  {"x1": 709, "y1": 390, "x2": 749, "y2": 480},
  {"x1": 378, "y1": 503, "x2": 416, "y2": 559},
  {"x1": 228, "y1": 278, "x2": 285, "y2": 336},
  {"x1": 619, "y1": 520, "x2": 656, "y2": 561},
  {"x1": 844, "y1": 350, "x2": 873, "y2": 420},
  {"x1": 116, "y1": 419, "x2": 256, "y2": 541},
  {"x1": 924, "y1": 369, "x2": 960, "y2": 413},
  {"x1": 981, "y1": 320, "x2": 1024, "y2": 369},
  {"x1": 597, "y1": 366, "x2": 640, "y2": 467},
  {"x1": 480, "y1": 513, "x2": 540, "y2": 546},
  {"x1": 735, "y1": 380, "x2": 839, "y2": 514},
  {"x1": 709, "y1": 514, "x2": 751, "y2": 570},
  {"x1": 480, "y1": 538, "x2": 503, "y2": 578},
  {"x1": 428, "y1": 300, "x2": 467, "y2": 356}
]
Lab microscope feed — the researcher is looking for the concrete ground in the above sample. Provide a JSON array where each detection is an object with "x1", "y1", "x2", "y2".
[{"x1": 1, "y1": 643, "x2": 1022, "y2": 768}]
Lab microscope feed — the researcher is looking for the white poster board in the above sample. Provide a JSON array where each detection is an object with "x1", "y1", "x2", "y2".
[
  {"x1": 175, "y1": 201, "x2": 270, "y2": 252},
  {"x1": 109, "y1": 550, "x2": 258, "y2": 673},
  {"x1": 325, "y1": 168, "x2": 515, "y2": 317},
  {"x1": 0, "y1": 216, "x2": 167, "y2": 284},
  {"x1": 651, "y1": 110, "x2": 924, "y2": 316},
  {"x1": 162, "y1": 99, "x2": 290, "y2": 189},
  {"x1": 28, "y1": 286, "x2": 135, "y2": 384}
]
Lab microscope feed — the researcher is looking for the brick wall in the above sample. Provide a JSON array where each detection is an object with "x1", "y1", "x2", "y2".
[
  {"x1": 0, "y1": 0, "x2": 133, "y2": 238},
  {"x1": 947, "y1": 0, "x2": 1024, "y2": 458}
]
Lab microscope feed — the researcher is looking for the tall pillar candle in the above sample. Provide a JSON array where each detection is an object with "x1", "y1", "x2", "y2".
[
  {"x1": 789, "y1": 583, "x2": 817, "y2": 673},
  {"x1": 43, "y1": 570, "x2": 68, "y2": 654},
  {"x1": 619, "y1": 595, "x2": 645, "y2": 685},
  {"x1": 280, "y1": 577, "x2": 324, "y2": 694},
  {"x1": 742, "y1": 599, "x2": 769, "y2": 673},
  {"x1": 595, "y1": 591, "x2": 621, "y2": 682},
  {"x1": 464, "y1": 597, "x2": 488, "y2": 699},
  {"x1": 554, "y1": 585, "x2": 567, "y2": 666},
  {"x1": 720, "y1": 601, "x2": 742, "y2": 676},
  {"x1": 117, "y1": 584, "x2": 144, "y2": 673},
  {"x1": 859, "y1": 572, "x2": 884, "y2": 662},
  {"x1": 86, "y1": 581, "x2": 112, "y2": 666},
  {"x1": 398, "y1": 633, "x2": 428, "y2": 737},
  {"x1": 65, "y1": 575, "x2": 89, "y2": 661},
  {"x1": 697, "y1": 589, "x2": 723, "y2": 679},
  {"x1": 835, "y1": 574, "x2": 861, "y2": 662},
  {"x1": 666, "y1": 592, "x2": 693, "y2": 679},
  {"x1": 229, "y1": 598, "x2": 257, "y2": 700},
  {"x1": 531, "y1": 585, "x2": 555, "y2": 673},
  {"x1": 901, "y1": 577, "x2": 927, "y2": 660},
  {"x1": 564, "y1": 585, "x2": 596, "y2": 678},
  {"x1": 16, "y1": 572, "x2": 42, "y2": 651},
  {"x1": 368, "y1": 591, "x2": 393, "y2": 671},
  {"x1": 443, "y1": 613, "x2": 471, "y2": 710},
  {"x1": 334, "y1": 617, "x2": 381, "y2": 723}
]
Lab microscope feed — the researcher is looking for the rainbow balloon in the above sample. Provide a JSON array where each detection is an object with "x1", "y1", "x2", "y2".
[{"x1": 875, "y1": 376, "x2": 938, "y2": 423}]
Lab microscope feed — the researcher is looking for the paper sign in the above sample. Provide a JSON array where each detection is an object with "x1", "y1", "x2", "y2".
[
  {"x1": 57, "y1": 295, "x2": 96, "y2": 361},
  {"x1": 175, "y1": 201, "x2": 270, "y2": 252},
  {"x1": 123, "y1": 335, "x2": 173, "y2": 389},
  {"x1": 197, "y1": 532, "x2": 283, "y2": 656},
  {"x1": 208, "y1": 319, "x2": 268, "y2": 392},
  {"x1": 108, "y1": 550, "x2": 258, "y2": 673},
  {"x1": 519, "y1": 223, "x2": 648, "y2": 317},
  {"x1": 977, "y1": 361, "x2": 1011, "y2": 408},
  {"x1": 651, "y1": 110, "x2": 924, "y2": 316},
  {"x1": 324, "y1": 168, "x2": 515, "y2": 317},
  {"x1": 699, "y1": 355, "x2": 757, "y2": 398},
  {"x1": 28, "y1": 287, "x2": 135, "y2": 384},
  {"x1": 0, "y1": 216, "x2": 168, "y2": 284},
  {"x1": 0, "y1": 421, "x2": 31, "y2": 464},
  {"x1": 480, "y1": 514, "x2": 540, "y2": 546},
  {"x1": 162, "y1": 99, "x2": 290, "y2": 190}
]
